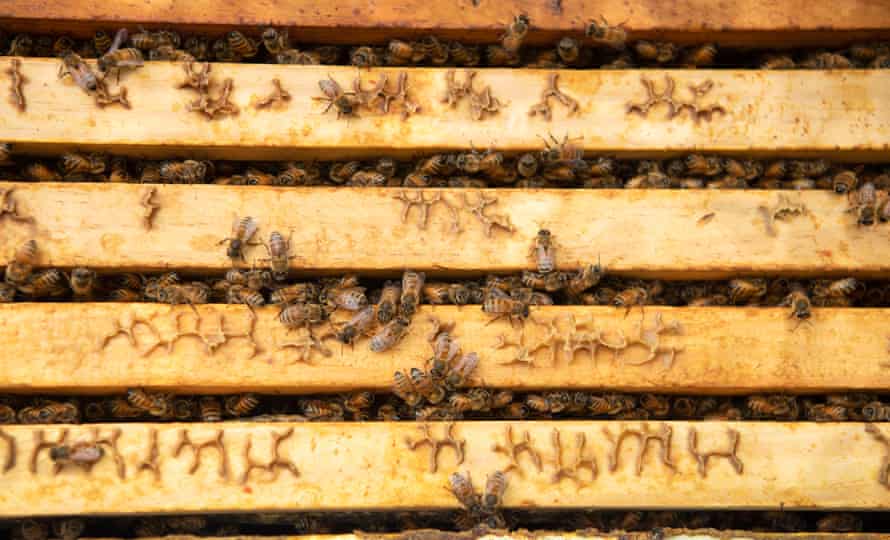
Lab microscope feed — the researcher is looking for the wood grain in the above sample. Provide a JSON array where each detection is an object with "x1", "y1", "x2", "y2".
[
  {"x1": 2, "y1": 0, "x2": 890, "y2": 46},
  {"x1": 1, "y1": 304, "x2": 888, "y2": 395},
  {"x1": 0, "y1": 421, "x2": 887, "y2": 517},
  {"x1": 1, "y1": 183, "x2": 888, "y2": 277},
  {"x1": 3, "y1": 60, "x2": 890, "y2": 159}
]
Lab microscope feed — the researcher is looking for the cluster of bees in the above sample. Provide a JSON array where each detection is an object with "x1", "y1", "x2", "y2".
[
  {"x1": 0, "y1": 509, "x2": 876, "y2": 539},
  {"x1": 6, "y1": 144, "x2": 890, "y2": 191},
  {"x1": 3, "y1": 24, "x2": 889, "y2": 69},
  {"x1": 4, "y1": 392, "x2": 888, "y2": 424}
]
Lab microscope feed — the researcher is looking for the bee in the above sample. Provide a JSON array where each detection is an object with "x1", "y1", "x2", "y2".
[
  {"x1": 157, "y1": 282, "x2": 211, "y2": 310},
  {"x1": 226, "y1": 30, "x2": 258, "y2": 58},
  {"x1": 127, "y1": 388, "x2": 172, "y2": 417},
  {"x1": 97, "y1": 29, "x2": 144, "y2": 80},
  {"x1": 721, "y1": 158, "x2": 763, "y2": 181},
  {"x1": 301, "y1": 399, "x2": 344, "y2": 420},
  {"x1": 314, "y1": 76, "x2": 360, "y2": 119},
  {"x1": 399, "y1": 270, "x2": 425, "y2": 317},
  {"x1": 442, "y1": 352, "x2": 478, "y2": 391},
  {"x1": 226, "y1": 284, "x2": 265, "y2": 310},
  {"x1": 8, "y1": 34, "x2": 34, "y2": 56},
  {"x1": 800, "y1": 51, "x2": 853, "y2": 69},
  {"x1": 18, "y1": 401, "x2": 80, "y2": 424},
  {"x1": 277, "y1": 165, "x2": 317, "y2": 186},
  {"x1": 23, "y1": 162, "x2": 61, "y2": 182},
  {"x1": 59, "y1": 51, "x2": 99, "y2": 92},
  {"x1": 385, "y1": 40, "x2": 417, "y2": 65},
  {"x1": 780, "y1": 282, "x2": 812, "y2": 328},
  {"x1": 5, "y1": 239, "x2": 38, "y2": 286},
  {"x1": 199, "y1": 396, "x2": 222, "y2": 422},
  {"x1": 500, "y1": 14, "x2": 529, "y2": 54},
  {"x1": 329, "y1": 161, "x2": 362, "y2": 184},
  {"x1": 105, "y1": 156, "x2": 131, "y2": 183},
  {"x1": 516, "y1": 153, "x2": 540, "y2": 178},
  {"x1": 529, "y1": 229, "x2": 556, "y2": 273},
  {"x1": 685, "y1": 154, "x2": 723, "y2": 176},
  {"x1": 245, "y1": 267, "x2": 271, "y2": 291},
  {"x1": 50, "y1": 35, "x2": 75, "y2": 57},
  {"x1": 817, "y1": 513, "x2": 862, "y2": 532},
  {"x1": 335, "y1": 305, "x2": 376, "y2": 345},
  {"x1": 564, "y1": 261, "x2": 605, "y2": 296},
  {"x1": 92, "y1": 30, "x2": 113, "y2": 54},
  {"x1": 171, "y1": 398, "x2": 195, "y2": 420},
  {"x1": 449, "y1": 471, "x2": 481, "y2": 512},
  {"x1": 270, "y1": 283, "x2": 318, "y2": 305},
  {"x1": 0, "y1": 282, "x2": 15, "y2": 302},
  {"x1": 184, "y1": 36, "x2": 210, "y2": 60},
  {"x1": 483, "y1": 289, "x2": 530, "y2": 326},
  {"x1": 525, "y1": 394, "x2": 551, "y2": 414},
  {"x1": 553, "y1": 36, "x2": 583, "y2": 65},
  {"x1": 393, "y1": 370, "x2": 421, "y2": 406},
  {"x1": 159, "y1": 159, "x2": 207, "y2": 184},
  {"x1": 409, "y1": 368, "x2": 445, "y2": 404},
  {"x1": 671, "y1": 397, "x2": 697, "y2": 418},
  {"x1": 449, "y1": 42, "x2": 481, "y2": 66},
  {"x1": 219, "y1": 216, "x2": 259, "y2": 262},
  {"x1": 418, "y1": 35, "x2": 449, "y2": 64},
  {"x1": 374, "y1": 280, "x2": 402, "y2": 324},
  {"x1": 258, "y1": 231, "x2": 295, "y2": 281},
  {"x1": 370, "y1": 317, "x2": 411, "y2": 352},
  {"x1": 482, "y1": 470, "x2": 507, "y2": 512},
  {"x1": 0, "y1": 403, "x2": 16, "y2": 423},
  {"x1": 863, "y1": 401, "x2": 890, "y2": 421},
  {"x1": 831, "y1": 169, "x2": 859, "y2": 193},
  {"x1": 728, "y1": 278, "x2": 768, "y2": 305},
  {"x1": 342, "y1": 391, "x2": 373, "y2": 414},
  {"x1": 50, "y1": 440, "x2": 104, "y2": 468},
  {"x1": 760, "y1": 53, "x2": 796, "y2": 69},
  {"x1": 143, "y1": 271, "x2": 179, "y2": 300},
  {"x1": 640, "y1": 394, "x2": 670, "y2": 417},
  {"x1": 18, "y1": 269, "x2": 67, "y2": 298},
  {"x1": 276, "y1": 48, "x2": 322, "y2": 65},
  {"x1": 635, "y1": 40, "x2": 678, "y2": 63},
  {"x1": 350, "y1": 46, "x2": 382, "y2": 68},
  {"x1": 52, "y1": 518, "x2": 86, "y2": 540},
  {"x1": 67, "y1": 267, "x2": 97, "y2": 299},
  {"x1": 105, "y1": 397, "x2": 144, "y2": 418},
  {"x1": 324, "y1": 284, "x2": 368, "y2": 312},
  {"x1": 165, "y1": 516, "x2": 207, "y2": 533},
  {"x1": 804, "y1": 401, "x2": 847, "y2": 422},
  {"x1": 586, "y1": 16, "x2": 626, "y2": 50},
  {"x1": 278, "y1": 303, "x2": 327, "y2": 329},
  {"x1": 789, "y1": 159, "x2": 829, "y2": 178},
  {"x1": 612, "y1": 285, "x2": 651, "y2": 314},
  {"x1": 261, "y1": 27, "x2": 290, "y2": 55},
  {"x1": 681, "y1": 43, "x2": 717, "y2": 67},
  {"x1": 746, "y1": 394, "x2": 799, "y2": 420},
  {"x1": 848, "y1": 182, "x2": 878, "y2": 226}
]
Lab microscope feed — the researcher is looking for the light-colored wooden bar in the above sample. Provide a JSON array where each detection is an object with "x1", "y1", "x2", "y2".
[
  {"x1": 4, "y1": 60, "x2": 890, "y2": 160},
  {"x1": 2, "y1": 183, "x2": 889, "y2": 277},
  {"x1": 0, "y1": 421, "x2": 888, "y2": 517},
  {"x1": 2, "y1": 304, "x2": 889, "y2": 395},
  {"x1": 2, "y1": 1, "x2": 889, "y2": 46}
]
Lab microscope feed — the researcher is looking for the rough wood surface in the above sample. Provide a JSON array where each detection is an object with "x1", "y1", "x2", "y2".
[
  {"x1": 0, "y1": 304, "x2": 887, "y2": 395},
  {"x1": 2, "y1": 1, "x2": 890, "y2": 46},
  {"x1": 3, "y1": 60, "x2": 890, "y2": 159},
  {"x1": 0, "y1": 421, "x2": 887, "y2": 517},
  {"x1": 1, "y1": 183, "x2": 888, "y2": 277}
]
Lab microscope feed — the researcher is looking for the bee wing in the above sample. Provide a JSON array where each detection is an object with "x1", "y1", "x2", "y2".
[
  {"x1": 110, "y1": 28, "x2": 128, "y2": 52},
  {"x1": 241, "y1": 216, "x2": 259, "y2": 241}
]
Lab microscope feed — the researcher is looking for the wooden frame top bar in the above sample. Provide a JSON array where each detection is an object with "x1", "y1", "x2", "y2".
[
  {"x1": 2, "y1": 1, "x2": 890, "y2": 46},
  {"x1": 3, "y1": 60, "x2": 890, "y2": 160},
  {"x1": 1, "y1": 183, "x2": 888, "y2": 278},
  {"x1": 0, "y1": 421, "x2": 887, "y2": 517},
  {"x1": 2, "y1": 304, "x2": 888, "y2": 395}
]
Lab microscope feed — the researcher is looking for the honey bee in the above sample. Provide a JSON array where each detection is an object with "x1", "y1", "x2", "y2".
[
  {"x1": 17, "y1": 520, "x2": 49, "y2": 540},
  {"x1": 323, "y1": 283, "x2": 368, "y2": 312},
  {"x1": 18, "y1": 269, "x2": 67, "y2": 298},
  {"x1": 409, "y1": 368, "x2": 445, "y2": 404},
  {"x1": 399, "y1": 270, "x2": 425, "y2": 317},
  {"x1": 565, "y1": 261, "x2": 605, "y2": 296},
  {"x1": 640, "y1": 394, "x2": 670, "y2": 417},
  {"x1": 374, "y1": 157, "x2": 398, "y2": 179},
  {"x1": 612, "y1": 285, "x2": 651, "y2": 314},
  {"x1": 97, "y1": 29, "x2": 144, "y2": 80},
  {"x1": 226, "y1": 284, "x2": 265, "y2": 310},
  {"x1": 634, "y1": 41, "x2": 677, "y2": 63},
  {"x1": 780, "y1": 282, "x2": 812, "y2": 328},
  {"x1": 525, "y1": 394, "x2": 550, "y2": 414},
  {"x1": 370, "y1": 316, "x2": 411, "y2": 352},
  {"x1": 259, "y1": 231, "x2": 295, "y2": 281},
  {"x1": 226, "y1": 30, "x2": 258, "y2": 59},
  {"x1": 270, "y1": 283, "x2": 318, "y2": 305},
  {"x1": 245, "y1": 267, "x2": 271, "y2": 291},
  {"x1": 261, "y1": 27, "x2": 290, "y2": 55},
  {"x1": 444, "y1": 352, "x2": 478, "y2": 391},
  {"x1": 59, "y1": 51, "x2": 99, "y2": 92},
  {"x1": 342, "y1": 391, "x2": 373, "y2": 413},
  {"x1": 23, "y1": 162, "x2": 61, "y2": 182},
  {"x1": 586, "y1": 16, "x2": 626, "y2": 50},
  {"x1": 482, "y1": 470, "x2": 507, "y2": 512},
  {"x1": 143, "y1": 271, "x2": 179, "y2": 300},
  {"x1": 516, "y1": 153, "x2": 539, "y2": 178},
  {"x1": 52, "y1": 518, "x2": 86, "y2": 540},
  {"x1": 159, "y1": 159, "x2": 208, "y2": 184},
  {"x1": 8, "y1": 34, "x2": 34, "y2": 56},
  {"x1": 804, "y1": 401, "x2": 847, "y2": 422},
  {"x1": 157, "y1": 282, "x2": 211, "y2": 310},
  {"x1": 0, "y1": 282, "x2": 15, "y2": 302},
  {"x1": 335, "y1": 305, "x2": 376, "y2": 344},
  {"x1": 529, "y1": 229, "x2": 556, "y2": 273},
  {"x1": 130, "y1": 28, "x2": 180, "y2": 50},
  {"x1": 671, "y1": 397, "x2": 697, "y2": 418},
  {"x1": 277, "y1": 165, "x2": 318, "y2": 186},
  {"x1": 789, "y1": 159, "x2": 829, "y2": 178},
  {"x1": 278, "y1": 302, "x2": 327, "y2": 329},
  {"x1": 483, "y1": 289, "x2": 530, "y2": 326},
  {"x1": 50, "y1": 440, "x2": 104, "y2": 468},
  {"x1": 376, "y1": 280, "x2": 402, "y2": 323},
  {"x1": 67, "y1": 267, "x2": 97, "y2": 300},
  {"x1": 314, "y1": 76, "x2": 360, "y2": 119},
  {"x1": 172, "y1": 398, "x2": 196, "y2": 420},
  {"x1": 105, "y1": 397, "x2": 144, "y2": 418},
  {"x1": 165, "y1": 516, "x2": 208, "y2": 533},
  {"x1": 50, "y1": 36, "x2": 75, "y2": 57},
  {"x1": 127, "y1": 388, "x2": 172, "y2": 417},
  {"x1": 301, "y1": 399, "x2": 344, "y2": 420},
  {"x1": 0, "y1": 403, "x2": 16, "y2": 423},
  {"x1": 92, "y1": 30, "x2": 113, "y2": 55},
  {"x1": 199, "y1": 396, "x2": 222, "y2": 422},
  {"x1": 219, "y1": 216, "x2": 259, "y2": 262},
  {"x1": 385, "y1": 40, "x2": 417, "y2": 65},
  {"x1": 685, "y1": 154, "x2": 723, "y2": 176},
  {"x1": 18, "y1": 401, "x2": 80, "y2": 424},
  {"x1": 746, "y1": 394, "x2": 799, "y2": 420},
  {"x1": 328, "y1": 161, "x2": 361, "y2": 184},
  {"x1": 449, "y1": 471, "x2": 481, "y2": 512},
  {"x1": 449, "y1": 42, "x2": 481, "y2": 66},
  {"x1": 276, "y1": 48, "x2": 322, "y2": 65},
  {"x1": 816, "y1": 513, "x2": 863, "y2": 532},
  {"x1": 500, "y1": 14, "x2": 529, "y2": 54},
  {"x1": 863, "y1": 401, "x2": 890, "y2": 421},
  {"x1": 243, "y1": 168, "x2": 275, "y2": 186},
  {"x1": 5, "y1": 239, "x2": 38, "y2": 286},
  {"x1": 350, "y1": 46, "x2": 383, "y2": 68},
  {"x1": 800, "y1": 51, "x2": 853, "y2": 69},
  {"x1": 554, "y1": 36, "x2": 582, "y2": 65},
  {"x1": 728, "y1": 278, "x2": 768, "y2": 305},
  {"x1": 184, "y1": 36, "x2": 210, "y2": 60},
  {"x1": 393, "y1": 370, "x2": 421, "y2": 406},
  {"x1": 847, "y1": 181, "x2": 878, "y2": 226},
  {"x1": 831, "y1": 169, "x2": 859, "y2": 194},
  {"x1": 682, "y1": 43, "x2": 717, "y2": 67},
  {"x1": 760, "y1": 53, "x2": 796, "y2": 69}
]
